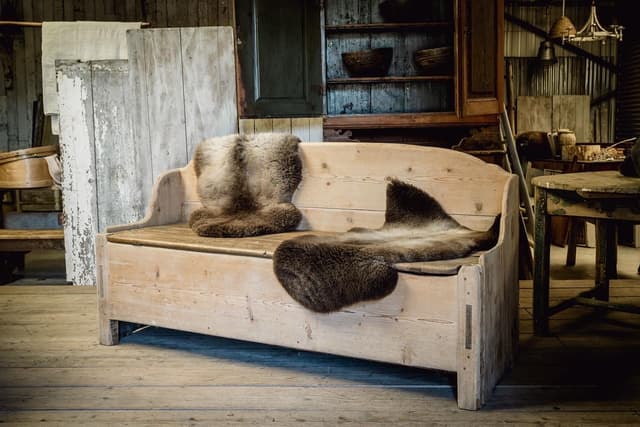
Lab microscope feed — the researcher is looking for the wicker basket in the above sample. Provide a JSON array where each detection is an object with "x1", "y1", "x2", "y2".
[
  {"x1": 342, "y1": 47, "x2": 393, "y2": 77},
  {"x1": 413, "y1": 46, "x2": 452, "y2": 75}
]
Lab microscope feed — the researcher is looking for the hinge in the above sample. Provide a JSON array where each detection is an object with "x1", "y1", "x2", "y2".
[{"x1": 465, "y1": 304, "x2": 472, "y2": 350}]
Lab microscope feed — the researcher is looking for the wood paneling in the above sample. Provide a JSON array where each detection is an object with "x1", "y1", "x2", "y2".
[
  {"x1": 55, "y1": 27, "x2": 236, "y2": 285},
  {"x1": 127, "y1": 26, "x2": 237, "y2": 167},
  {"x1": 57, "y1": 60, "x2": 148, "y2": 285},
  {"x1": 239, "y1": 117, "x2": 323, "y2": 142},
  {"x1": 516, "y1": 96, "x2": 552, "y2": 134},
  {"x1": 56, "y1": 61, "x2": 98, "y2": 286},
  {"x1": 517, "y1": 95, "x2": 591, "y2": 142},
  {"x1": 0, "y1": 0, "x2": 234, "y2": 153}
]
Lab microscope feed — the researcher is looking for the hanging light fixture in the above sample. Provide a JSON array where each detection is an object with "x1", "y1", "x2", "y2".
[
  {"x1": 550, "y1": 0, "x2": 623, "y2": 44},
  {"x1": 569, "y1": 1, "x2": 623, "y2": 43},
  {"x1": 538, "y1": 6, "x2": 557, "y2": 65},
  {"x1": 537, "y1": 40, "x2": 558, "y2": 65}
]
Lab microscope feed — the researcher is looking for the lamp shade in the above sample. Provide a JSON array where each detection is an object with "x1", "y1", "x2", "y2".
[
  {"x1": 537, "y1": 40, "x2": 557, "y2": 65},
  {"x1": 549, "y1": 15, "x2": 577, "y2": 40}
]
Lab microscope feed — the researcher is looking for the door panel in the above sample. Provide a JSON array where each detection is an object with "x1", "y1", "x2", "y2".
[{"x1": 237, "y1": 0, "x2": 322, "y2": 117}]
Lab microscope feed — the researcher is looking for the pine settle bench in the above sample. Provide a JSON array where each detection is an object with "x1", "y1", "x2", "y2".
[{"x1": 96, "y1": 142, "x2": 519, "y2": 410}]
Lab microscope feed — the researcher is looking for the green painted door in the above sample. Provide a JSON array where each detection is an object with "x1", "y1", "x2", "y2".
[{"x1": 236, "y1": 0, "x2": 323, "y2": 117}]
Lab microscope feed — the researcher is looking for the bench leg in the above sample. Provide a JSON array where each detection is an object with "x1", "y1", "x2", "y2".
[
  {"x1": 99, "y1": 318, "x2": 120, "y2": 345},
  {"x1": 96, "y1": 233, "x2": 119, "y2": 345},
  {"x1": 99, "y1": 318, "x2": 143, "y2": 345}
]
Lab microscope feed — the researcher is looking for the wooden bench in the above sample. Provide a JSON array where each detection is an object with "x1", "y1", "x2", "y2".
[{"x1": 96, "y1": 142, "x2": 519, "y2": 410}]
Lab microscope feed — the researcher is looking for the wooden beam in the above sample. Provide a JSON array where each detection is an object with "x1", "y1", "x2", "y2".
[
  {"x1": 504, "y1": 13, "x2": 619, "y2": 74},
  {"x1": 0, "y1": 21, "x2": 42, "y2": 27}
]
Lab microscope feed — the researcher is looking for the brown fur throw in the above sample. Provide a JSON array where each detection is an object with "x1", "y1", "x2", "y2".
[
  {"x1": 620, "y1": 139, "x2": 640, "y2": 177},
  {"x1": 189, "y1": 133, "x2": 303, "y2": 237},
  {"x1": 273, "y1": 179, "x2": 499, "y2": 313}
]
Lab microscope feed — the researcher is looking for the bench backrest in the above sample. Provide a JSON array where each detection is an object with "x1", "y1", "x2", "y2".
[{"x1": 181, "y1": 142, "x2": 513, "y2": 232}]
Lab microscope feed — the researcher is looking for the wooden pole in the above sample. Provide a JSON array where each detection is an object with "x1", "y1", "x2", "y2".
[{"x1": 0, "y1": 21, "x2": 42, "y2": 27}]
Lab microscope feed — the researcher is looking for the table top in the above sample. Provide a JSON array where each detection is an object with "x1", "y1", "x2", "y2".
[{"x1": 532, "y1": 170, "x2": 640, "y2": 196}]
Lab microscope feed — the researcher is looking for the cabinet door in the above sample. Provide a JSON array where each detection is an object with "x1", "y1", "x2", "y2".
[
  {"x1": 236, "y1": 0, "x2": 322, "y2": 117},
  {"x1": 459, "y1": 0, "x2": 504, "y2": 116}
]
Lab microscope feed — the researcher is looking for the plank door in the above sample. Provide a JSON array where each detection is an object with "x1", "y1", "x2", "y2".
[
  {"x1": 57, "y1": 60, "x2": 146, "y2": 286},
  {"x1": 236, "y1": 0, "x2": 323, "y2": 117},
  {"x1": 127, "y1": 26, "x2": 238, "y2": 165}
]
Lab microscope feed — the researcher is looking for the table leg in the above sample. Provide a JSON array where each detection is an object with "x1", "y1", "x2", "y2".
[
  {"x1": 533, "y1": 188, "x2": 551, "y2": 336},
  {"x1": 594, "y1": 220, "x2": 617, "y2": 300},
  {"x1": 565, "y1": 218, "x2": 577, "y2": 266}
]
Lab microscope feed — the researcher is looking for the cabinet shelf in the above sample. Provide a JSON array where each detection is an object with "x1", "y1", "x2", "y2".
[
  {"x1": 325, "y1": 22, "x2": 452, "y2": 33},
  {"x1": 324, "y1": 113, "x2": 499, "y2": 129},
  {"x1": 327, "y1": 75, "x2": 453, "y2": 84}
]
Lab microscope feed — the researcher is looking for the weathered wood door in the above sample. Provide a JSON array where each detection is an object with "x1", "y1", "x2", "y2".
[
  {"x1": 56, "y1": 27, "x2": 238, "y2": 286},
  {"x1": 236, "y1": 0, "x2": 323, "y2": 117}
]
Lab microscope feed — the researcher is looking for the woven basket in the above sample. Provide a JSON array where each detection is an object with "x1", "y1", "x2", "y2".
[{"x1": 549, "y1": 15, "x2": 577, "y2": 40}]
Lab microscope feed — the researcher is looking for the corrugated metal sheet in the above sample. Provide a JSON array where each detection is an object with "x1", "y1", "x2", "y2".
[
  {"x1": 506, "y1": 4, "x2": 618, "y2": 58},
  {"x1": 506, "y1": 4, "x2": 618, "y2": 143},
  {"x1": 616, "y1": 28, "x2": 640, "y2": 139}
]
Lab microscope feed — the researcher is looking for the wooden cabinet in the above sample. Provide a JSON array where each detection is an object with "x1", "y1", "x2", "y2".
[{"x1": 323, "y1": 0, "x2": 503, "y2": 129}]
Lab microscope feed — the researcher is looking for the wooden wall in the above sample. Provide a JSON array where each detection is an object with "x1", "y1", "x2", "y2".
[{"x1": 0, "y1": 0, "x2": 233, "y2": 152}]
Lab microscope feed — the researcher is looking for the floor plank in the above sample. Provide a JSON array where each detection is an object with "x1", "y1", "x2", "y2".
[{"x1": 2, "y1": 284, "x2": 640, "y2": 425}]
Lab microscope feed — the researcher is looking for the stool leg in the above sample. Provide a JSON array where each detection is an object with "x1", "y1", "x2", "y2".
[
  {"x1": 595, "y1": 220, "x2": 617, "y2": 301},
  {"x1": 534, "y1": 188, "x2": 551, "y2": 336}
]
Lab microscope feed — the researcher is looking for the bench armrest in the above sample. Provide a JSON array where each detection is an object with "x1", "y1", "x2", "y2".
[{"x1": 107, "y1": 167, "x2": 187, "y2": 233}]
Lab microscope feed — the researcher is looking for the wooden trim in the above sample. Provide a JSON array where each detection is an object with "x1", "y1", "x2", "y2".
[
  {"x1": 327, "y1": 76, "x2": 453, "y2": 84},
  {"x1": 96, "y1": 234, "x2": 118, "y2": 346},
  {"x1": 459, "y1": 0, "x2": 504, "y2": 117},
  {"x1": 0, "y1": 20, "x2": 42, "y2": 26},
  {"x1": 323, "y1": 113, "x2": 498, "y2": 129},
  {"x1": 456, "y1": 265, "x2": 482, "y2": 410}
]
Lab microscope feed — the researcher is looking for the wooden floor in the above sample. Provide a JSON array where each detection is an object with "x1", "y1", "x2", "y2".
[{"x1": 2, "y1": 281, "x2": 640, "y2": 425}]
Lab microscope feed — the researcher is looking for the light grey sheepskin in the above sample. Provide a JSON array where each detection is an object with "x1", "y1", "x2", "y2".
[
  {"x1": 189, "y1": 132, "x2": 303, "y2": 237},
  {"x1": 273, "y1": 179, "x2": 499, "y2": 313}
]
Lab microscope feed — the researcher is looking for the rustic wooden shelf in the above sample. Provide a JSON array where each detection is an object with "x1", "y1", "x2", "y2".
[
  {"x1": 323, "y1": 113, "x2": 499, "y2": 129},
  {"x1": 327, "y1": 75, "x2": 454, "y2": 84},
  {"x1": 325, "y1": 22, "x2": 452, "y2": 33}
]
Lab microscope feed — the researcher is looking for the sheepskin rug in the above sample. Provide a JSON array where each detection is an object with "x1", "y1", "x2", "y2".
[
  {"x1": 189, "y1": 133, "x2": 303, "y2": 237},
  {"x1": 273, "y1": 179, "x2": 499, "y2": 313}
]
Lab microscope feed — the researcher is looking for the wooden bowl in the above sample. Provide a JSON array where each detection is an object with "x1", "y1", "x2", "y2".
[
  {"x1": 342, "y1": 47, "x2": 393, "y2": 77},
  {"x1": 0, "y1": 145, "x2": 59, "y2": 189},
  {"x1": 378, "y1": 0, "x2": 430, "y2": 23},
  {"x1": 413, "y1": 46, "x2": 452, "y2": 74}
]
